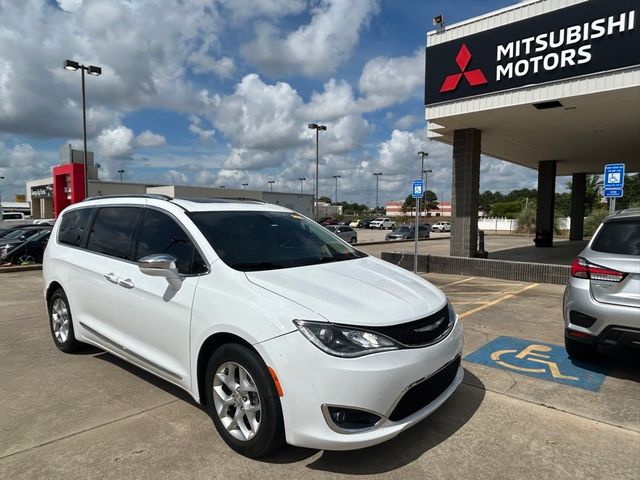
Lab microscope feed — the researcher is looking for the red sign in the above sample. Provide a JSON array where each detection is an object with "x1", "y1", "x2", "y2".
[{"x1": 439, "y1": 43, "x2": 488, "y2": 93}]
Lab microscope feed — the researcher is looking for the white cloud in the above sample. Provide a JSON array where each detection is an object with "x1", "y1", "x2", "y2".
[
  {"x1": 188, "y1": 115, "x2": 216, "y2": 141},
  {"x1": 242, "y1": 0, "x2": 380, "y2": 77},
  {"x1": 358, "y1": 49, "x2": 424, "y2": 110},
  {"x1": 96, "y1": 125, "x2": 135, "y2": 158},
  {"x1": 212, "y1": 74, "x2": 306, "y2": 151},
  {"x1": 0, "y1": 142, "x2": 53, "y2": 198},
  {"x1": 56, "y1": 0, "x2": 83, "y2": 13},
  {"x1": 394, "y1": 114, "x2": 421, "y2": 130},
  {"x1": 135, "y1": 130, "x2": 166, "y2": 148},
  {"x1": 216, "y1": 0, "x2": 306, "y2": 21}
]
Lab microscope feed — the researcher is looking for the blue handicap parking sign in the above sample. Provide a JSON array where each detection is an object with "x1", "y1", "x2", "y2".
[
  {"x1": 412, "y1": 179, "x2": 424, "y2": 199},
  {"x1": 464, "y1": 336, "x2": 609, "y2": 392},
  {"x1": 603, "y1": 163, "x2": 625, "y2": 189}
]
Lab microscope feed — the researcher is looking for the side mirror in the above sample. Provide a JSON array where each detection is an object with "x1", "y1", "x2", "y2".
[{"x1": 138, "y1": 254, "x2": 182, "y2": 289}]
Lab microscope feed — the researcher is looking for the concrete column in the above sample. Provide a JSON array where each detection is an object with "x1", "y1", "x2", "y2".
[
  {"x1": 535, "y1": 160, "x2": 556, "y2": 247},
  {"x1": 569, "y1": 172, "x2": 586, "y2": 241},
  {"x1": 450, "y1": 128, "x2": 481, "y2": 257}
]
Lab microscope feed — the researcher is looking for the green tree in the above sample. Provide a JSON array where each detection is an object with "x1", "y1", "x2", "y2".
[
  {"x1": 491, "y1": 200, "x2": 528, "y2": 218},
  {"x1": 565, "y1": 174, "x2": 601, "y2": 215},
  {"x1": 318, "y1": 196, "x2": 332, "y2": 204},
  {"x1": 402, "y1": 194, "x2": 415, "y2": 215},
  {"x1": 618, "y1": 173, "x2": 640, "y2": 209}
]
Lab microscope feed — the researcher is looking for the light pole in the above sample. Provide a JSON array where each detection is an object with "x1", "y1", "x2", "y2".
[
  {"x1": 268, "y1": 180, "x2": 275, "y2": 191},
  {"x1": 298, "y1": 177, "x2": 306, "y2": 194},
  {"x1": 332, "y1": 175, "x2": 341, "y2": 205},
  {"x1": 308, "y1": 123, "x2": 327, "y2": 221},
  {"x1": 64, "y1": 60, "x2": 102, "y2": 199},
  {"x1": 373, "y1": 172, "x2": 382, "y2": 211},
  {"x1": 242, "y1": 183, "x2": 248, "y2": 190},
  {"x1": 117, "y1": 169, "x2": 125, "y2": 183},
  {"x1": 219, "y1": 185, "x2": 226, "y2": 189},
  {"x1": 423, "y1": 169, "x2": 433, "y2": 216}
]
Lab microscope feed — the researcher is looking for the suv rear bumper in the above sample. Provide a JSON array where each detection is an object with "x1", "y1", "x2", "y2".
[
  {"x1": 566, "y1": 326, "x2": 640, "y2": 349},
  {"x1": 563, "y1": 277, "x2": 640, "y2": 339}
]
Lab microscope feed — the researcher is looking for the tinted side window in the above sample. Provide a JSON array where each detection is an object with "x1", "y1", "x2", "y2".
[
  {"x1": 87, "y1": 207, "x2": 143, "y2": 260},
  {"x1": 135, "y1": 210, "x2": 206, "y2": 274},
  {"x1": 591, "y1": 220, "x2": 640, "y2": 255},
  {"x1": 59, "y1": 208, "x2": 93, "y2": 247}
]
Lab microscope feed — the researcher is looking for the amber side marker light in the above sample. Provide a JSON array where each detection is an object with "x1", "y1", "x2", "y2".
[{"x1": 268, "y1": 367, "x2": 284, "y2": 397}]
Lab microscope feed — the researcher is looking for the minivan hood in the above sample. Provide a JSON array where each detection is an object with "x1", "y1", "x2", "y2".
[{"x1": 245, "y1": 256, "x2": 447, "y2": 327}]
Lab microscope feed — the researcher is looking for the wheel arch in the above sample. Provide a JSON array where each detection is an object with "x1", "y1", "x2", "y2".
[
  {"x1": 45, "y1": 281, "x2": 64, "y2": 305},
  {"x1": 196, "y1": 332, "x2": 257, "y2": 405}
]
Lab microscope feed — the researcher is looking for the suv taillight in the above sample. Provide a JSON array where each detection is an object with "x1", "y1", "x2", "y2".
[{"x1": 570, "y1": 257, "x2": 626, "y2": 282}]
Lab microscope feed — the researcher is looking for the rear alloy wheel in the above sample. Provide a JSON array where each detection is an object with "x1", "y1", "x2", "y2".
[
  {"x1": 205, "y1": 344, "x2": 284, "y2": 458},
  {"x1": 48, "y1": 289, "x2": 83, "y2": 353},
  {"x1": 565, "y1": 335, "x2": 597, "y2": 361}
]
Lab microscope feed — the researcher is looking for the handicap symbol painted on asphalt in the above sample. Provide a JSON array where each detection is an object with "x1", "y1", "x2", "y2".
[{"x1": 464, "y1": 336, "x2": 609, "y2": 392}]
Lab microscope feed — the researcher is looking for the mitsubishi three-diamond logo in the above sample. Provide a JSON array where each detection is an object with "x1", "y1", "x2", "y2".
[{"x1": 440, "y1": 43, "x2": 488, "y2": 93}]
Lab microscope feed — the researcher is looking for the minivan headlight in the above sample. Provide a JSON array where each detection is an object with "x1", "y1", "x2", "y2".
[{"x1": 293, "y1": 320, "x2": 399, "y2": 357}]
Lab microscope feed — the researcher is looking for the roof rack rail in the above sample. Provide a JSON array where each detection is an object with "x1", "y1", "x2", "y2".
[
  {"x1": 175, "y1": 197, "x2": 268, "y2": 204},
  {"x1": 82, "y1": 194, "x2": 173, "y2": 202}
]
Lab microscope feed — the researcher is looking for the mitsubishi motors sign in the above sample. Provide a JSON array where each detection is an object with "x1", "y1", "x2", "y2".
[{"x1": 425, "y1": 0, "x2": 639, "y2": 105}]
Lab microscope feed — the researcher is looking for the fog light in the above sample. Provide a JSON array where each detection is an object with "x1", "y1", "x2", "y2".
[
  {"x1": 326, "y1": 406, "x2": 381, "y2": 431},
  {"x1": 331, "y1": 409, "x2": 346, "y2": 424}
]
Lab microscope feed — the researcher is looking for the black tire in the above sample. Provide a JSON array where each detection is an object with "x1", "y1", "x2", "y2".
[
  {"x1": 48, "y1": 288, "x2": 83, "y2": 353},
  {"x1": 565, "y1": 336, "x2": 597, "y2": 361},
  {"x1": 205, "y1": 344, "x2": 285, "y2": 458},
  {"x1": 350, "y1": 237, "x2": 357, "y2": 244}
]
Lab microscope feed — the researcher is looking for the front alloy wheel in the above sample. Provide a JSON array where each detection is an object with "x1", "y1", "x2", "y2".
[
  {"x1": 205, "y1": 344, "x2": 285, "y2": 458},
  {"x1": 213, "y1": 362, "x2": 262, "y2": 441}
]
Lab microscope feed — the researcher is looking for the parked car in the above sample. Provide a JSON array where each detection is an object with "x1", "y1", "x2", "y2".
[
  {"x1": 321, "y1": 218, "x2": 339, "y2": 226},
  {"x1": 0, "y1": 226, "x2": 52, "y2": 263},
  {"x1": 563, "y1": 208, "x2": 640, "y2": 360},
  {"x1": 43, "y1": 196, "x2": 463, "y2": 458},
  {"x1": 369, "y1": 218, "x2": 396, "y2": 230},
  {"x1": 1, "y1": 212, "x2": 27, "y2": 222},
  {"x1": 385, "y1": 224, "x2": 431, "y2": 241},
  {"x1": 360, "y1": 218, "x2": 375, "y2": 229},
  {"x1": 0, "y1": 224, "x2": 50, "y2": 237},
  {"x1": 1, "y1": 229, "x2": 51, "y2": 265},
  {"x1": 325, "y1": 225, "x2": 358, "y2": 244},
  {"x1": 349, "y1": 219, "x2": 363, "y2": 228},
  {"x1": 431, "y1": 221, "x2": 451, "y2": 232}
]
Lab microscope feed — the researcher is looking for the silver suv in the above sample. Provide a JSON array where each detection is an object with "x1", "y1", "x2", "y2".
[{"x1": 563, "y1": 208, "x2": 640, "y2": 360}]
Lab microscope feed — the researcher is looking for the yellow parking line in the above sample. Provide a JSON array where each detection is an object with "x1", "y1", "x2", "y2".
[{"x1": 458, "y1": 283, "x2": 539, "y2": 319}]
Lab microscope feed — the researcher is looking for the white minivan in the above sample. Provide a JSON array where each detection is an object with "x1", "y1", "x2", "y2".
[{"x1": 43, "y1": 195, "x2": 463, "y2": 457}]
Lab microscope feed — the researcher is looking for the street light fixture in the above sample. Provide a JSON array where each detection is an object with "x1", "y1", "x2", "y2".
[
  {"x1": 117, "y1": 169, "x2": 125, "y2": 183},
  {"x1": 373, "y1": 172, "x2": 383, "y2": 211},
  {"x1": 298, "y1": 177, "x2": 306, "y2": 194},
  {"x1": 332, "y1": 175, "x2": 341, "y2": 205},
  {"x1": 308, "y1": 123, "x2": 327, "y2": 221},
  {"x1": 242, "y1": 183, "x2": 248, "y2": 190},
  {"x1": 64, "y1": 59, "x2": 102, "y2": 199},
  {"x1": 219, "y1": 185, "x2": 226, "y2": 189},
  {"x1": 268, "y1": 180, "x2": 275, "y2": 191}
]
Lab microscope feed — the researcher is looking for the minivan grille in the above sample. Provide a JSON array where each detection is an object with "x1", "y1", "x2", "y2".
[
  {"x1": 364, "y1": 305, "x2": 451, "y2": 347},
  {"x1": 389, "y1": 355, "x2": 460, "y2": 421}
]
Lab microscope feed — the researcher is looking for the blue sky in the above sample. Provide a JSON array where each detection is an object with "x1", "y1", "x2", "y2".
[{"x1": 0, "y1": 0, "x2": 551, "y2": 206}]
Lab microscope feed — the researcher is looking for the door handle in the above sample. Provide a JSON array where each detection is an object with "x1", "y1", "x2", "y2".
[
  {"x1": 104, "y1": 272, "x2": 119, "y2": 284},
  {"x1": 118, "y1": 278, "x2": 135, "y2": 289}
]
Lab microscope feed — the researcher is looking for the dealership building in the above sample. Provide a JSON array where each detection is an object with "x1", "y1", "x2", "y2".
[{"x1": 426, "y1": 0, "x2": 639, "y2": 257}]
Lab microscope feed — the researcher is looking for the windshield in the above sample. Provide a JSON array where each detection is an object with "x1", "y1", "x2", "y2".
[
  {"x1": 3, "y1": 229, "x2": 38, "y2": 240},
  {"x1": 190, "y1": 211, "x2": 366, "y2": 271}
]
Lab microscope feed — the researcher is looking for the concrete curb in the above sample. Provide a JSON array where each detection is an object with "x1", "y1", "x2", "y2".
[
  {"x1": 0, "y1": 265, "x2": 43, "y2": 274},
  {"x1": 356, "y1": 236, "x2": 450, "y2": 247},
  {"x1": 381, "y1": 252, "x2": 570, "y2": 285}
]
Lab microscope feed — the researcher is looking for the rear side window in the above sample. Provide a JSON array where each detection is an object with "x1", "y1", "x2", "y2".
[
  {"x1": 87, "y1": 207, "x2": 143, "y2": 260},
  {"x1": 58, "y1": 208, "x2": 93, "y2": 247},
  {"x1": 591, "y1": 220, "x2": 640, "y2": 255},
  {"x1": 135, "y1": 210, "x2": 207, "y2": 275}
]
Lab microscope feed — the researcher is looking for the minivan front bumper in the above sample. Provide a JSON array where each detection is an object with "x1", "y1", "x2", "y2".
[{"x1": 256, "y1": 318, "x2": 464, "y2": 450}]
